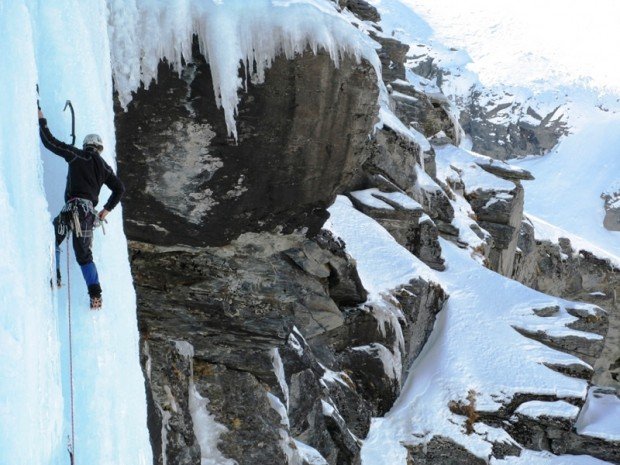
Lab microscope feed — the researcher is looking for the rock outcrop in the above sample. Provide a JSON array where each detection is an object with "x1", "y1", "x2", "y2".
[
  {"x1": 116, "y1": 42, "x2": 379, "y2": 249},
  {"x1": 115, "y1": 30, "x2": 451, "y2": 464},
  {"x1": 512, "y1": 219, "x2": 620, "y2": 388},
  {"x1": 602, "y1": 190, "x2": 620, "y2": 232},
  {"x1": 459, "y1": 98, "x2": 568, "y2": 160}
]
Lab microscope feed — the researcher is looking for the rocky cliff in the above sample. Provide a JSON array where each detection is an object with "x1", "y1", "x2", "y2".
[{"x1": 114, "y1": 2, "x2": 619, "y2": 464}]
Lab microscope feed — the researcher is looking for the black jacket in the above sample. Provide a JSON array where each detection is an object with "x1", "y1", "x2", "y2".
[{"x1": 39, "y1": 118, "x2": 124, "y2": 211}]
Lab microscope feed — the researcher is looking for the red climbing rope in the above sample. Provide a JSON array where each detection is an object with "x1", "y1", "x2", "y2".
[{"x1": 67, "y1": 236, "x2": 76, "y2": 465}]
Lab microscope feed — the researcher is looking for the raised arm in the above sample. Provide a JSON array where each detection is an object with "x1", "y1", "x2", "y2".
[{"x1": 38, "y1": 109, "x2": 82, "y2": 163}]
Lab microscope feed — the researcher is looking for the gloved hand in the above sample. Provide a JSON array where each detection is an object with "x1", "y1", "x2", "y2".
[{"x1": 98, "y1": 209, "x2": 110, "y2": 221}]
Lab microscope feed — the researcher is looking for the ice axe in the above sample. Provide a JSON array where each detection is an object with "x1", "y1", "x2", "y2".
[{"x1": 63, "y1": 100, "x2": 76, "y2": 146}]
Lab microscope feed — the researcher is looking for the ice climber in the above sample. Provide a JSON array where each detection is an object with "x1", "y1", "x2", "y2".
[{"x1": 38, "y1": 108, "x2": 125, "y2": 309}]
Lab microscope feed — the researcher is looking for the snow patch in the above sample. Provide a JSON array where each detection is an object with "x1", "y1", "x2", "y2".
[
  {"x1": 189, "y1": 383, "x2": 237, "y2": 465},
  {"x1": 514, "y1": 400, "x2": 580, "y2": 420},
  {"x1": 576, "y1": 388, "x2": 620, "y2": 441}
]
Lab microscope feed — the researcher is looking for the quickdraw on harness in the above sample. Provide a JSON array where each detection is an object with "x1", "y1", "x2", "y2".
[{"x1": 56, "y1": 198, "x2": 105, "y2": 237}]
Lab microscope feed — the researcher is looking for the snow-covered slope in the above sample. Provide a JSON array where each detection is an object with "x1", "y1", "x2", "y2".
[
  {"x1": 515, "y1": 111, "x2": 620, "y2": 258},
  {"x1": 328, "y1": 197, "x2": 610, "y2": 464}
]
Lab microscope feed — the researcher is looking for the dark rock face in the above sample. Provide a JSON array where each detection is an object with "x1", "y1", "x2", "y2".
[
  {"x1": 115, "y1": 38, "x2": 452, "y2": 464},
  {"x1": 115, "y1": 43, "x2": 379, "y2": 248},
  {"x1": 129, "y1": 231, "x2": 446, "y2": 465}
]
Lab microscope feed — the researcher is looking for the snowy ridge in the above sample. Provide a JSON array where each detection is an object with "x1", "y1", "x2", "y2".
[{"x1": 108, "y1": 0, "x2": 381, "y2": 138}]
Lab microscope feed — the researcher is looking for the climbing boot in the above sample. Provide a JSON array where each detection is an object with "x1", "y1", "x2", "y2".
[
  {"x1": 90, "y1": 295, "x2": 102, "y2": 310},
  {"x1": 88, "y1": 283, "x2": 102, "y2": 310}
]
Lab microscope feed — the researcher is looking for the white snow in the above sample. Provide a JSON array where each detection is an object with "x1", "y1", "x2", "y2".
[
  {"x1": 351, "y1": 188, "x2": 423, "y2": 211},
  {"x1": 435, "y1": 145, "x2": 515, "y2": 194},
  {"x1": 576, "y1": 388, "x2": 620, "y2": 441},
  {"x1": 514, "y1": 400, "x2": 580, "y2": 420},
  {"x1": 359, "y1": 238, "x2": 592, "y2": 463},
  {"x1": 515, "y1": 116, "x2": 620, "y2": 258},
  {"x1": 189, "y1": 383, "x2": 237, "y2": 465},
  {"x1": 387, "y1": 0, "x2": 620, "y2": 94},
  {"x1": 350, "y1": 189, "x2": 395, "y2": 210},
  {"x1": 108, "y1": 0, "x2": 381, "y2": 139},
  {"x1": 293, "y1": 440, "x2": 329, "y2": 465},
  {"x1": 326, "y1": 196, "x2": 437, "y2": 297},
  {"x1": 375, "y1": 190, "x2": 423, "y2": 210},
  {"x1": 492, "y1": 450, "x2": 615, "y2": 465},
  {"x1": 327, "y1": 196, "x2": 607, "y2": 464}
]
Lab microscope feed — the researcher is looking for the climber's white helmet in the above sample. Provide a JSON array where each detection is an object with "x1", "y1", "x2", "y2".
[{"x1": 83, "y1": 134, "x2": 104, "y2": 151}]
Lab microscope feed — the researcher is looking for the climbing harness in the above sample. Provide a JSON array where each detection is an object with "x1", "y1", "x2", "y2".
[
  {"x1": 56, "y1": 198, "x2": 102, "y2": 239},
  {"x1": 66, "y1": 236, "x2": 76, "y2": 465}
]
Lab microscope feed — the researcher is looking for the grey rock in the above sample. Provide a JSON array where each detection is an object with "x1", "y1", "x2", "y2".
[
  {"x1": 460, "y1": 99, "x2": 568, "y2": 160},
  {"x1": 408, "y1": 48, "x2": 567, "y2": 160},
  {"x1": 505, "y1": 399, "x2": 620, "y2": 464},
  {"x1": 513, "y1": 326, "x2": 604, "y2": 366},
  {"x1": 391, "y1": 80, "x2": 461, "y2": 147},
  {"x1": 372, "y1": 34, "x2": 409, "y2": 82},
  {"x1": 339, "y1": 343, "x2": 400, "y2": 416},
  {"x1": 475, "y1": 160, "x2": 534, "y2": 181},
  {"x1": 466, "y1": 181, "x2": 524, "y2": 276},
  {"x1": 360, "y1": 127, "x2": 424, "y2": 192},
  {"x1": 406, "y1": 436, "x2": 489, "y2": 465},
  {"x1": 602, "y1": 191, "x2": 620, "y2": 231},
  {"x1": 115, "y1": 43, "x2": 379, "y2": 248},
  {"x1": 395, "y1": 279, "x2": 447, "y2": 372},
  {"x1": 347, "y1": 186, "x2": 445, "y2": 270},
  {"x1": 533, "y1": 305, "x2": 560, "y2": 317},
  {"x1": 338, "y1": 0, "x2": 380, "y2": 22},
  {"x1": 512, "y1": 219, "x2": 620, "y2": 388}
]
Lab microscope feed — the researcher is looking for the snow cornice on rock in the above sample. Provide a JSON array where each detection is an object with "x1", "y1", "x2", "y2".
[{"x1": 108, "y1": 0, "x2": 382, "y2": 139}]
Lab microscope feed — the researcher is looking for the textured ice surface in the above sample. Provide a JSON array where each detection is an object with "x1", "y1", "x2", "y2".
[
  {"x1": 1, "y1": 1, "x2": 152, "y2": 463},
  {"x1": 0, "y1": 3, "x2": 63, "y2": 463}
]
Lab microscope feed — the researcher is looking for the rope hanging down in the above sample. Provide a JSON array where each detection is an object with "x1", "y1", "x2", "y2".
[{"x1": 66, "y1": 236, "x2": 76, "y2": 465}]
